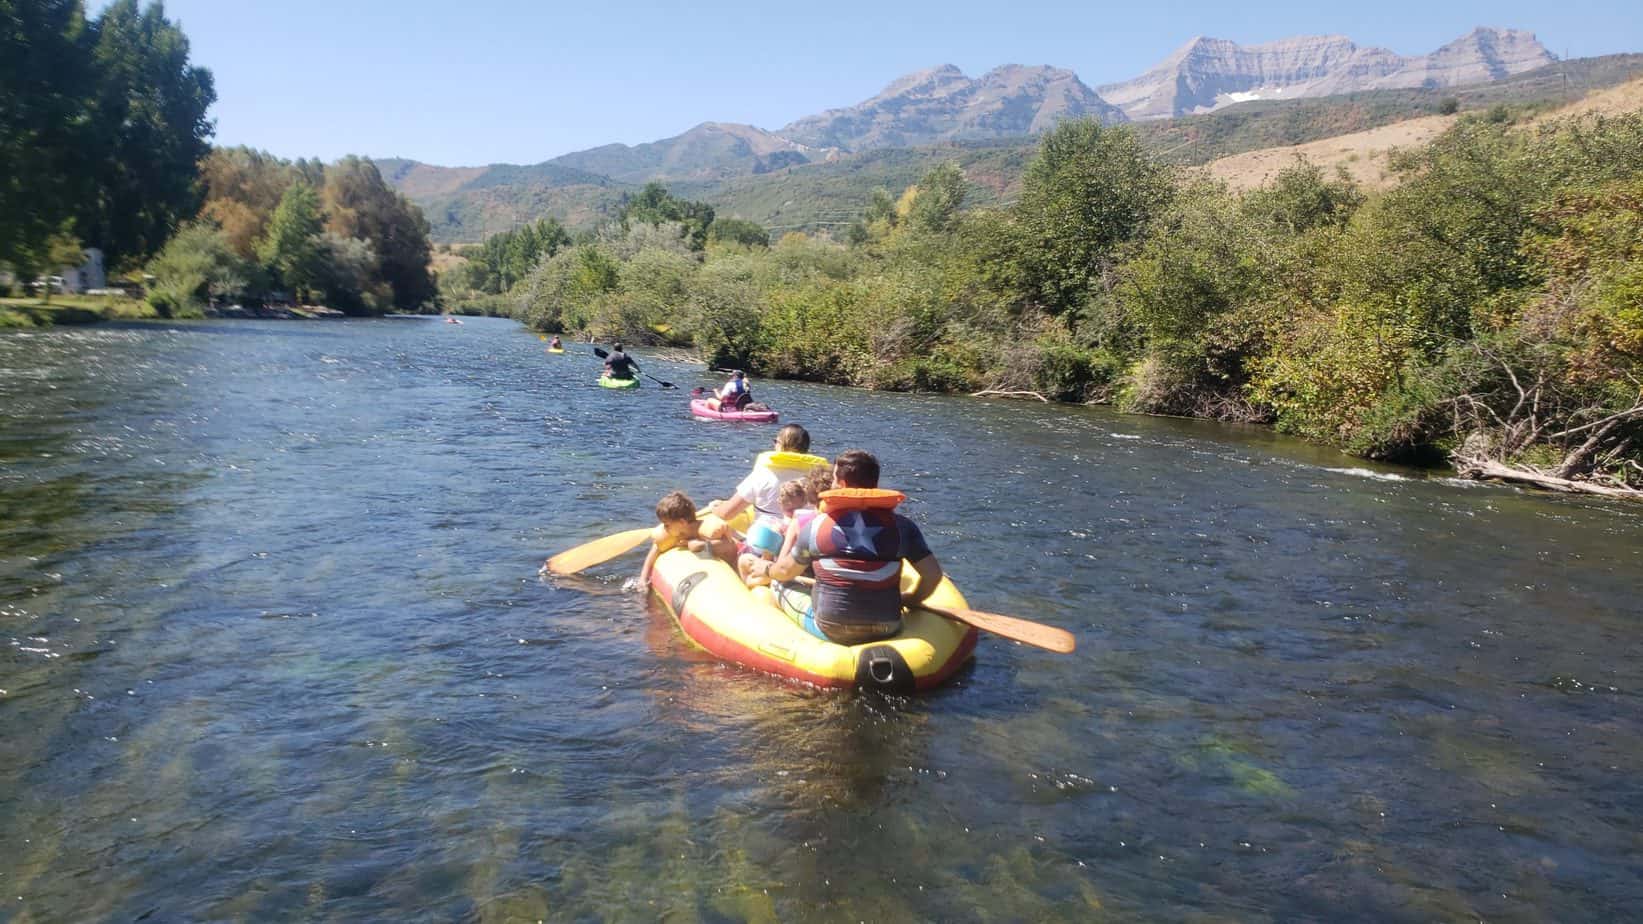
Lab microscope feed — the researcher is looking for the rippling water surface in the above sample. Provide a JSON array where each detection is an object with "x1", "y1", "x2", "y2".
[{"x1": 2, "y1": 317, "x2": 1640, "y2": 921}]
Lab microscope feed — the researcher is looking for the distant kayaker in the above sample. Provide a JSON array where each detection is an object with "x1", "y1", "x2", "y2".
[
  {"x1": 548, "y1": 335, "x2": 562, "y2": 349},
  {"x1": 762, "y1": 450, "x2": 943, "y2": 645},
  {"x1": 705, "y1": 370, "x2": 750, "y2": 412},
  {"x1": 603, "y1": 342, "x2": 640, "y2": 380}
]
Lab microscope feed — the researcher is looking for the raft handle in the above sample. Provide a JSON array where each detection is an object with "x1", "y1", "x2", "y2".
[{"x1": 867, "y1": 656, "x2": 897, "y2": 685}]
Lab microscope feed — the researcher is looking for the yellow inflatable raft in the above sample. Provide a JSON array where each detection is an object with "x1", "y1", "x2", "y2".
[{"x1": 647, "y1": 545, "x2": 978, "y2": 692}]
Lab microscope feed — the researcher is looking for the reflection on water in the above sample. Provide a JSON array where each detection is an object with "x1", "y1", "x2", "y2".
[{"x1": 2, "y1": 317, "x2": 1640, "y2": 920}]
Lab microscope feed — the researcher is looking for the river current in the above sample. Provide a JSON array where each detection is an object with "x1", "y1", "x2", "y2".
[{"x1": 2, "y1": 316, "x2": 1639, "y2": 921}]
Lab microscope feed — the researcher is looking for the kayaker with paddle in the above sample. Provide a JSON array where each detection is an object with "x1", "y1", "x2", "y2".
[
  {"x1": 704, "y1": 370, "x2": 750, "y2": 412},
  {"x1": 548, "y1": 335, "x2": 562, "y2": 350},
  {"x1": 761, "y1": 449, "x2": 943, "y2": 645},
  {"x1": 602, "y1": 342, "x2": 640, "y2": 381}
]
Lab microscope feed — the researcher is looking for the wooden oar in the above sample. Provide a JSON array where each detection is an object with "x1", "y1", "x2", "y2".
[
  {"x1": 543, "y1": 503, "x2": 721, "y2": 576},
  {"x1": 915, "y1": 604, "x2": 1076, "y2": 654},
  {"x1": 790, "y1": 576, "x2": 1075, "y2": 653},
  {"x1": 543, "y1": 527, "x2": 653, "y2": 576}
]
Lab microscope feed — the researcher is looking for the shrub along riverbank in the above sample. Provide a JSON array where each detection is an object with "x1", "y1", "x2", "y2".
[{"x1": 491, "y1": 110, "x2": 1643, "y2": 494}]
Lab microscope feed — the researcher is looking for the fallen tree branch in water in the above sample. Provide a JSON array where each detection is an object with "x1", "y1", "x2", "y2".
[
  {"x1": 971, "y1": 389, "x2": 1048, "y2": 402},
  {"x1": 1453, "y1": 456, "x2": 1643, "y2": 501}
]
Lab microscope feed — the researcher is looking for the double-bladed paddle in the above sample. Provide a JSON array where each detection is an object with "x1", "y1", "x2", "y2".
[{"x1": 591, "y1": 345, "x2": 675, "y2": 388}]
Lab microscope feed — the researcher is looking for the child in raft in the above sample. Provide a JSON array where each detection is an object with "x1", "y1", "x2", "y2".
[
  {"x1": 740, "y1": 480, "x2": 808, "y2": 587},
  {"x1": 637, "y1": 491, "x2": 733, "y2": 588},
  {"x1": 779, "y1": 465, "x2": 833, "y2": 563}
]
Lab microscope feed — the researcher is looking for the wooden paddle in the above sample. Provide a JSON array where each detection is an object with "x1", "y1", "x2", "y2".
[
  {"x1": 543, "y1": 527, "x2": 653, "y2": 576},
  {"x1": 789, "y1": 576, "x2": 1075, "y2": 653},
  {"x1": 543, "y1": 503, "x2": 722, "y2": 576},
  {"x1": 915, "y1": 603, "x2": 1076, "y2": 654}
]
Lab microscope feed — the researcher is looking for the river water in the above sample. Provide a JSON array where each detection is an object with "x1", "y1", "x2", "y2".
[{"x1": 1, "y1": 316, "x2": 1639, "y2": 922}]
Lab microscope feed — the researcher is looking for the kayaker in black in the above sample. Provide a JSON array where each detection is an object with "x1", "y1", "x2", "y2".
[
  {"x1": 764, "y1": 450, "x2": 943, "y2": 645},
  {"x1": 604, "y1": 342, "x2": 640, "y2": 380}
]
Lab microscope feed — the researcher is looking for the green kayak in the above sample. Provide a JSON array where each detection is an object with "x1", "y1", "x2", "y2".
[{"x1": 599, "y1": 375, "x2": 640, "y2": 389}]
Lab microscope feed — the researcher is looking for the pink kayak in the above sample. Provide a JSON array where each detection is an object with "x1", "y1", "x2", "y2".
[{"x1": 690, "y1": 398, "x2": 778, "y2": 423}]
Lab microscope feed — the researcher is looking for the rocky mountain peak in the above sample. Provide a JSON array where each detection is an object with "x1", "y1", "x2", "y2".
[
  {"x1": 870, "y1": 64, "x2": 971, "y2": 103},
  {"x1": 1099, "y1": 26, "x2": 1555, "y2": 120},
  {"x1": 781, "y1": 63, "x2": 1125, "y2": 151}
]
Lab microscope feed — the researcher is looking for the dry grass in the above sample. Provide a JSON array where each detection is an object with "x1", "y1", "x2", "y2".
[{"x1": 1201, "y1": 76, "x2": 1643, "y2": 192}]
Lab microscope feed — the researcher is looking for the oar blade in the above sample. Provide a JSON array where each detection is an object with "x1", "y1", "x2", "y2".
[
  {"x1": 544, "y1": 527, "x2": 652, "y2": 575},
  {"x1": 923, "y1": 605, "x2": 1076, "y2": 653}
]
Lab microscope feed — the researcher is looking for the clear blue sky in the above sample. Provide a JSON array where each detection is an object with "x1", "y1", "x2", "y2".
[{"x1": 106, "y1": 0, "x2": 1642, "y2": 167}]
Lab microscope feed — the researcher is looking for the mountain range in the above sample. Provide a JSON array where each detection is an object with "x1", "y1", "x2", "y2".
[
  {"x1": 1099, "y1": 27, "x2": 1554, "y2": 119},
  {"x1": 379, "y1": 26, "x2": 1559, "y2": 240}
]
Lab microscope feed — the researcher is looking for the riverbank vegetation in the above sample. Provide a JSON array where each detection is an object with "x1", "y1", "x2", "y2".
[
  {"x1": 0, "y1": 293, "x2": 157, "y2": 328},
  {"x1": 473, "y1": 110, "x2": 1643, "y2": 492},
  {"x1": 2, "y1": 1, "x2": 437, "y2": 321},
  {"x1": 143, "y1": 149, "x2": 436, "y2": 317}
]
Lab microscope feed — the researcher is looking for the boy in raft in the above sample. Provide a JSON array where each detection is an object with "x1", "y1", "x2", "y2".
[
  {"x1": 741, "y1": 480, "x2": 807, "y2": 587},
  {"x1": 762, "y1": 450, "x2": 944, "y2": 645},
  {"x1": 548, "y1": 335, "x2": 562, "y2": 349},
  {"x1": 637, "y1": 491, "x2": 732, "y2": 588},
  {"x1": 705, "y1": 370, "x2": 750, "y2": 412}
]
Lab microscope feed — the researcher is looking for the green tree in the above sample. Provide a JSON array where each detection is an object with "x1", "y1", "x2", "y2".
[
  {"x1": 0, "y1": 0, "x2": 93, "y2": 273},
  {"x1": 1010, "y1": 120, "x2": 1174, "y2": 314},
  {"x1": 707, "y1": 217, "x2": 770, "y2": 249},
  {"x1": 323, "y1": 156, "x2": 435, "y2": 309},
  {"x1": 258, "y1": 183, "x2": 324, "y2": 302},
  {"x1": 312, "y1": 232, "x2": 387, "y2": 315},
  {"x1": 518, "y1": 243, "x2": 619, "y2": 332},
  {"x1": 76, "y1": 0, "x2": 216, "y2": 267},
  {"x1": 905, "y1": 162, "x2": 967, "y2": 236},
  {"x1": 145, "y1": 221, "x2": 249, "y2": 316},
  {"x1": 1240, "y1": 159, "x2": 1363, "y2": 235},
  {"x1": 618, "y1": 182, "x2": 715, "y2": 250}
]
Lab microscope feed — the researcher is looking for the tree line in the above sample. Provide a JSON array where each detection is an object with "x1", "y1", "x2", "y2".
[
  {"x1": 1, "y1": 0, "x2": 214, "y2": 286},
  {"x1": 2, "y1": 1, "x2": 437, "y2": 316},
  {"x1": 468, "y1": 113, "x2": 1643, "y2": 489},
  {"x1": 146, "y1": 149, "x2": 436, "y2": 315}
]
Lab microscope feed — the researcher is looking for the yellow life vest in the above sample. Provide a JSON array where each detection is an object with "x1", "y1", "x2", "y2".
[{"x1": 755, "y1": 451, "x2": 827, "y2": 473}]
